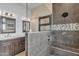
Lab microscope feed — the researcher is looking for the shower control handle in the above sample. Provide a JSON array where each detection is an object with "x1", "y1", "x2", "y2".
[
  {"x1": 48, "y1": 39, "x2": 50, "y2": 41},
  {"x1": 48, "y1": 35, "x2": 50, "y2": 41}
]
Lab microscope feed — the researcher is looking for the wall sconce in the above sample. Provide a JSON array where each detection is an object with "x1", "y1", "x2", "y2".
[
  {"x1": 22, "y1": 16, "x2": 30, "y2": 22},
  {"x1": 22, "y1": 17, "x2": 26, "y2": 20},
  {"x1": 27, "y1": 18, "x2": 30, "y2": 22}
]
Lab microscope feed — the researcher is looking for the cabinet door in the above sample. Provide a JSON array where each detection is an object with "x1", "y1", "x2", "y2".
[
  {"x1": 14, "y1": 39, "x2": 20, "y2": 54},
  {"x1": 3, "y1": 45, "x2": 11, "y2": 56},
  {"x1": 20, "y1": 38, "x2": 25, "y2": 51},
  {"x1": 10, "y1": 38, "x2": 25, "y2": 55},
  {"x1": 10, "y1": 41, "x2": 15, "y2": 56},
  {"x1": 7, "y1": 40, "x2": 19, "y2": 56},
  {"x1": 1, "y1": 42, "x2": 11, "y2": 56}
]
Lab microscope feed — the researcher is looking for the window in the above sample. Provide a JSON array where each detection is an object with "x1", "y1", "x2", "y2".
[
  {"x1": 39, "y1": 15, "x2": 51, "y2": 31},
  {"x1": 23, "y1": 21, "x2": 30, "y2": 32}
]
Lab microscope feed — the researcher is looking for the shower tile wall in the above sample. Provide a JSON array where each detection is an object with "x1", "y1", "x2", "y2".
[
  {"x1": 53, "y1": 3, "x2": 79, "y2": 24},
  {"x1": 50, "y1": 3, "x2": 79, "y2": 56}
]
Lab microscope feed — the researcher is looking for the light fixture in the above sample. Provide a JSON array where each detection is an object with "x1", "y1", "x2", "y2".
[
  {"x1": 0, "y1": 10, "x2": 15, "y2": 18},
  {"x1": 8, "y1": 13, "x2": 11, "y2": 16},
  {"x1": 22, "y1": 16, "x2": 26, "y2": 20},
  {"x1": 22, "y1": 17, "x2": 30, "y2": 22},
  {"x1": 2, "y1": 11, "x2": 6, "y2": 15},
  {"x1": 27, "y1": 18, "x2": 30, "y2": 21},
  {"x1": 12, "y1": 14, "x2": 15, "y2": 17}
]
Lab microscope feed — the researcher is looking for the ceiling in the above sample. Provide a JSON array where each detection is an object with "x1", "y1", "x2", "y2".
[
  {"x1": 28, "y1": 3, "x2": 43, "y2": 9},
  {"x1": 19, "y1": 3, "x2": 43, "y2": 9}
]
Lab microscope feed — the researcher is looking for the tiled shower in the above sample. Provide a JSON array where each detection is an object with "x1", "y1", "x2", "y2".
[{"x1": 27, "y1": 3, "x2": 79, "y2": 56}]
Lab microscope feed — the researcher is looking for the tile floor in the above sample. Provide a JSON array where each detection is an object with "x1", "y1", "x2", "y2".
[{"x1": 16, "y1": 51, "x2": 25, "y2": 56}]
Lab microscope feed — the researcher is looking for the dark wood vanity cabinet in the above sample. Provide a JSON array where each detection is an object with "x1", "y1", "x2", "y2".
[
  {"x1": 0, "y1": 42, "x2": 11, "y2": 56},
  {"x1": 0, "y1": 37, "x2": 25, "y2": 56},
  {"x1": 14, "y1": 37, "x2": 25, "y2": 55},
  {"x1": 19, "y1": 38, "x2": 25, "y2": 51}
]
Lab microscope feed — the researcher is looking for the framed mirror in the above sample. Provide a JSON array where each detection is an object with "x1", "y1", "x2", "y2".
[
  {"x1": 23, "y1": 21, "x2": 30, "y2": 32},
  {"x1": 0, "y1": 16, "x2": 16, "y2": 33}
]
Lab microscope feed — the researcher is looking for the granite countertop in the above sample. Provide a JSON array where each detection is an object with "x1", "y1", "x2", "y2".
[
  {"x1": 0, "y1": 36, "x2": 25, "y2": 41},
  {"x1": 0, "y1": 33, "x2": 25, "y2": 41}
]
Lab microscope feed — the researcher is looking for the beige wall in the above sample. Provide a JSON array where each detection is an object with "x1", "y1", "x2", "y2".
[
  {"x1": 31, "y1": 3, "x2": 52, "y2": 32},
  {"x1": 31, "y1": 17, "x2": 39, "y2": 32}
]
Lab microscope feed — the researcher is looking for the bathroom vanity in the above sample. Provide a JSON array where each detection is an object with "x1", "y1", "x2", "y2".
[{"x1": 0, "y1": 37, "x2": 25, "y2": 56}]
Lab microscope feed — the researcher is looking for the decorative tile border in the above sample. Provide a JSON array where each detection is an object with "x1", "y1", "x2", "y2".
[{"x1": 52, "y1": 23, "x2": 79, "y2": 31}]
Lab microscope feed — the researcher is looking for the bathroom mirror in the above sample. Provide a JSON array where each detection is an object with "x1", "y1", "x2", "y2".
[
  {"x1": 23, "y1": 21, "x2": 30, "y2": 32},
  {"x1": 0, "y1": 16, "x2": 16, "y2": 33},
  {"x1": 2, "y1": 17, "x2": 16, "y2": 33}
]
